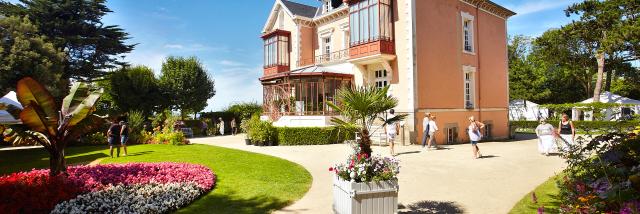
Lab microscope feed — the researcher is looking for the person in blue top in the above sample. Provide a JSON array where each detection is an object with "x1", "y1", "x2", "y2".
[{"x1": 119, "y1": 121, "x2": 129, "y2": 156}]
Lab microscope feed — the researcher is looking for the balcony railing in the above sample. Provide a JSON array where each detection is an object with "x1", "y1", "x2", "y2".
[{"x1": 297, "y1": 48, "x2": 349, "y2": 67}]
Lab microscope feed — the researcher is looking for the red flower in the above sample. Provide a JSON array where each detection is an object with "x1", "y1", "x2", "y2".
[{"x1": 329, "y1": 167, "x2": 333, "y2": 171}]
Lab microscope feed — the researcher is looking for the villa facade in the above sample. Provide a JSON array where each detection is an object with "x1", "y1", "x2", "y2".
[{"x1": 260, "y1": 0, "x2": 515, "y2": 144}]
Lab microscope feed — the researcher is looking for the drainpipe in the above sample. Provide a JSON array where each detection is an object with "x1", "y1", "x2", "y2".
[{"x1": 475, "y1": 4, "x2": 482, "y2": 122}]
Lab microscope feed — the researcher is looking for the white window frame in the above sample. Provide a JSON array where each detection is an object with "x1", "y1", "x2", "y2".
[
  {"x1": 374, "y1": 69, "x2": 389, "y2": 89},
  {"x1": 323, "y1": 37, "x2": 331, "y2": 56},
  {"x1": 323, "y1": 0, "x2": 332, "y2": 13},
  {"x1": 461, "y1": 12, "x2": 475, "y2": 54},
  {"x1": 463, "y1": 65, "x2": 476, "y2": 109}
]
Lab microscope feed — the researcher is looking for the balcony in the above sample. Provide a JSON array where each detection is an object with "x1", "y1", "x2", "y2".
[
  {"x1": 297, "y1": 48, "x2": 349, "y2": 67},
  {"x1": 349, "y1": 38, "x2": 395, "y2": 59},
  {"x1": 263, "y1": 65, "x2": 290, "y2": 76}
]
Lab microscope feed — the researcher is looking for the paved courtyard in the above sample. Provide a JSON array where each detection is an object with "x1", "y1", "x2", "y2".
[{"x1": 191, "y1": 135, "x2": 566, "y2": 214}]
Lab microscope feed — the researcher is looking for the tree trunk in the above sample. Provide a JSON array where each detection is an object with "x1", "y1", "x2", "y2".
[
  {"x1": 49, "y1": 148, "x2": 67, "y2": 176},
  {"x1": 604, "y1": 69, "x2": 614, "y2": 92},
  {"x1": 593, "y1": 53, "x2": 605, "y2": 102},
  {"x1": 359, "y1": 129, "x2": 372, "y2": 157}
]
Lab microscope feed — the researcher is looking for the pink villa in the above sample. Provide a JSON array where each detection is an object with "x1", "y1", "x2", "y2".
[{"x1": 260, "y1": 0, "x2": 515, "y2": 144}]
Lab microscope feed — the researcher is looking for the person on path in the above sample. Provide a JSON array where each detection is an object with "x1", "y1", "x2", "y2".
[
  {"x1": 107, "y1": 121, "x2": 121, "y2": 158},
  {"x1": 468, "y1": 116, "x2": 485, "y2": 159},
  {"x1": 201, "y1": 120, "x2": 208, "y2": 136},
  {"x1": 218, "y1": 118, "x2": 225, "y2": 136},
  {"x1": 427, "y1": 115, "x2": 439, "y2": 150},
  {"x1": 557, "y1": 114, "x2": 575, "y2": 152},
  {"x1": 385, "y1": 109, "x2": 400, "y2": 156},
  {"x1": 231, "y1": 118, "x2": 237, "y2": 135},
  {"x1": 536, "y1": 118, "x2": 556, "y2": 156},
  {"x1": 119, "y1": 121, "x2": 129, "y2": 156},
  {"x1": 421, "y1": 112, "x2": 432, "y2": 148}
]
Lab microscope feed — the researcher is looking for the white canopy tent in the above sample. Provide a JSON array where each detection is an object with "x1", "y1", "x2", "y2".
[
  {"x1": 0, "y1": 91, "x2": 22, "y2": 124},
  {"x1": 509, "y1": 99, "x2": 549, "y2": 121},
  {"x1": 574, "y1": 92, "x2": 640, "y2": 121}
]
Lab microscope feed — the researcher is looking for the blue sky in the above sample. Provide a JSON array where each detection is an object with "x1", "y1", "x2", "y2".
[{"x1": 100, "y1": 0, "x2": 582, "y2": 112}]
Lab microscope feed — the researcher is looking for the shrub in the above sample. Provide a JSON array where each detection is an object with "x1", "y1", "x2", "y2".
[
  {"x1": 510, "y1": 120, "x2": 638, "y2": 132},
  {"x1": 183, "y1": 120, "x2": 204, "y2": 136},
  {"x1": 152, "y1": 129, "x2": 188, "y2": 145},
  {"x1": 277, "y1": 127, "x2": 354, "y2": 145},
  {"x1": 81, "y1": 132, "x2": 107, "y2": 145}
]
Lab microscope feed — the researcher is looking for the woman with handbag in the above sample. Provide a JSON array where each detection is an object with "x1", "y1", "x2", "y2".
[{"x1": 467, "y1": 116, "x2": 485, "y2": 159}]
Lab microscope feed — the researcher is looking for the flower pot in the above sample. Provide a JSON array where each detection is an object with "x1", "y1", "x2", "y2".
[
  {"x1": 245, "y1": 139, "x2": 251, "y2": 145},
  {"x1": 332, "y1": 176, "x2": 398, "y2": 214}
]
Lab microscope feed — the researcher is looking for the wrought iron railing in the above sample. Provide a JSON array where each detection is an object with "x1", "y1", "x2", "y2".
[{"x1": 296, "y1": 48, "x2": 349, "y2": 67}]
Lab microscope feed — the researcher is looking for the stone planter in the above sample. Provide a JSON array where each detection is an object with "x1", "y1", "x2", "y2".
[{"x1": 332, "y1": 176, "x2": 398, "y2": 214}]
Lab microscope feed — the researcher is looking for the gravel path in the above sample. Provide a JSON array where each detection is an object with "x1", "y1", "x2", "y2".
[{"x1": 191, "y1": 134, "x2": 565, "y2": 214}]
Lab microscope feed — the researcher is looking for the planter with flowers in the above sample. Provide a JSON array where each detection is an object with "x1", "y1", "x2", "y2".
[
  {"x1": 327, "y1": 86, "x2": 405, "y2": 214},
  {"x1": 330, "y1": 145, "x2": 400, "y2": 214}
]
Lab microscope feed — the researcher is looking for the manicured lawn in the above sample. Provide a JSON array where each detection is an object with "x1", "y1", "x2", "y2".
[
  {"x1": 510, "y1": 174, "x2": 562, "y2": 214},
  {"x1": 0, "y1": 144, "x2": 312, "y2": 214}
]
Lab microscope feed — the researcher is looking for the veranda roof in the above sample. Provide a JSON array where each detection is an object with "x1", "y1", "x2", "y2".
[
  {"x1": 260, "y1": 65, "x2": 353, "y2": 81},
  {"x1": 0, "y1": 91, "x2": 22, "y2": 124}
]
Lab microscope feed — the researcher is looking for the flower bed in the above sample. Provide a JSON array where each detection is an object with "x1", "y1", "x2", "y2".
[
  {"x1": 0, "y1": 163, "x2": 216, "y2": 213},
  {"x1": 556, "y1": 127, "x2": 640, "y2": 213}
]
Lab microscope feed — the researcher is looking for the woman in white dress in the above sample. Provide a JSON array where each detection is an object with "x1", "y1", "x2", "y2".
[
  {"x1": 535, "y1": 119, "x2": 556, "y2": 156},
  {"x1": 218, "y1": 118, "x2": 225, "y2": 135}
]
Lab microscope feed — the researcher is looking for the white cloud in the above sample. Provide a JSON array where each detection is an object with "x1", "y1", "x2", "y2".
[
  {"x1": 508, "y1": 0, "x2": 580, "y2": 16},
  {"x1": 163, "y1": 43, "x2": 227, "y2": 52},
  {"x1": 218, "y1": 60, "x2": 245, "y2": 67},
  {"x1": 164, "y1": 44, "x2": 184, "y2": 49},
  {"x1": 205, "y1": 65, "x2": 263, "y2": 111},
  {"x1": 124, "y1": 51, "x2": 166, "y2": 75}
]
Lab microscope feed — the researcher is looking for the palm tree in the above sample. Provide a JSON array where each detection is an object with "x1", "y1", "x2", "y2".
[{"x1": 328, "y1": 86, "x2": 406, "y2": 156}]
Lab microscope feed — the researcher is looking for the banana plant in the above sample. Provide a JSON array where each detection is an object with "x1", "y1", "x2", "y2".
[
  {"x1": 15, "y1": 77, "x2": 104, "y2": 176},
  {"x1": 328, "y1": 86, "x2": 406, "y2": 157}
]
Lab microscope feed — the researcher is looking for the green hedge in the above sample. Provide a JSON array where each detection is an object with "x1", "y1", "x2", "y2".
[
  {"x1": 276, "y1": 127, "x2": 355, "y2": 146},
  {"x1": 510, "y1": 120, "x2": 639, "y2": 131}
]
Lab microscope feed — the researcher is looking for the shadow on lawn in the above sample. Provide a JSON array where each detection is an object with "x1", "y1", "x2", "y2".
[
  {"x1": 180, "y1": 188, "x2": 291, "y2": 214},
  {"x1": 0, "y1": 145, "x2": 108, "y2": 175},
  {"x1": 398, "y1": 200, "x2": 465, "y2": 214}
]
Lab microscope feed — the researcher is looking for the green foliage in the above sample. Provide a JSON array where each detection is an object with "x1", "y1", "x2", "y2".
[
  {"x1": 276, "y1": 127, "x2": 354, "y2": 146},
  {"x1": 244, "y1": 115, "x2": 275, "y2": 145},
  {"x1": 106, "y1": 66, "x2": 165, "y2": 116},
  {"x1": 329, "y1": 86, "x2": 405, "y2": 156},
  {"x1": 160, "y1": 56, "x2": 216, "y2": 118},
  {"x1": 223, "y1": 101, "x2": 262, "y2": 121},
  {"x1": 0, "y1": 0, "x2": 136, "y2": 80},
  {"x1": 183, "y1": 120, "x2": 204, "y2": 136},
  {"x1": 12, "y1": 77, "x2": 105, "y2": 175},
  {"x1": 508, "y1": 35, "x2": 552, "y2": 102},
  {"x1": 0, "y1": 15, "x2": 65, "y2": 97},
  {"x1": 81, "y1": 132, "x2": 107, "y2": 145},
  {"x1": 509, "y1": 175, "x2": 562, "y2": 213},
  {"x1": 510, "y1": 120, "x2": 638, "y2": 132},
  {"x1": 152, "y1": 129, "x2": 187, "y2": 145},
  {"x1": 125, "y1": 110, "x2": 145, "y2": 144}
]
